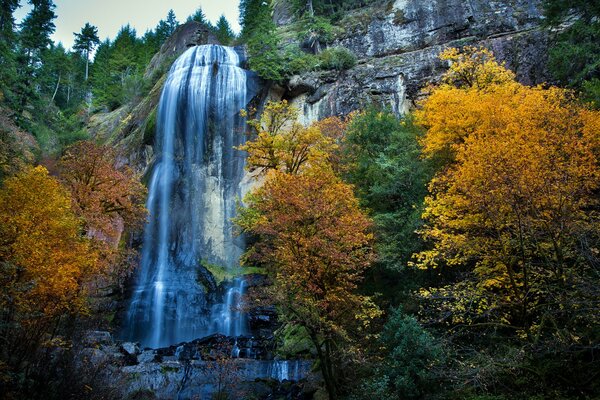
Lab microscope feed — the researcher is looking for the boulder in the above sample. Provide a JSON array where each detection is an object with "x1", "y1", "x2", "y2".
[
  {"x1": 83, "y1": 331, "x2": 113, "y2": 346},
  {"x1": 121, "y1": 342, "x2": 141, "y2": 356}
]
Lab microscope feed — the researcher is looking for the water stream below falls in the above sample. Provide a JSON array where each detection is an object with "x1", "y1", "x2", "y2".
[{"x1": 121, "y1": 45, "x2": 259, "y2": 349}]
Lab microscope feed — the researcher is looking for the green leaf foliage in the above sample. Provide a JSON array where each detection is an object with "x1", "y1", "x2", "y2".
[{"x1": 344, "y1": 109, "x2": 433, "y2": 273}]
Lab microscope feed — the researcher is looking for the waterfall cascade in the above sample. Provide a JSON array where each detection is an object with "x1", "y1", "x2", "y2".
[{"x1": 122, "y1": 45, "x2": 258, "y2": 349}]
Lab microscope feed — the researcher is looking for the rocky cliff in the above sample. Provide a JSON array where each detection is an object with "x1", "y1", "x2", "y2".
[
  {"x1": 90, "y1": 0, "x2": 553, "y2": 174},
  {"x1": 276, "y1": 0, "x2": 551, "y2": 123}
]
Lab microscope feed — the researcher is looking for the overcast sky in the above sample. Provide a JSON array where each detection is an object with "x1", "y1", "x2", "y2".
[{"x1": 14, "y1": 0, "x2": 241, "y2": 49}]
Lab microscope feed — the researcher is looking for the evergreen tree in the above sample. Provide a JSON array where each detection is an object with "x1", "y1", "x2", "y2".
[
  {"x1": 0, "y1": 0, "x2": 19, "y2": 38},
  {"x1": 73, "y1": 22, "x2": 99, "y2": 81},
  {"x1": 0, "y1": 0, "x2": 19, "y2": 106},
  {"x1": 91, "y1": 25, "x2": 145, "y2": 110},
  {"x1": 214, "y1": 15, "x2": 234, "y2": 45},
  {"x1": 19, "y1": 0, "x2": 57, "y2": 66},
  {"x1": 240, "y1": 0, "x2": 285, "y2": 80},
  {"x1": 165, "y1": 9, "x2": 178, "y2": 33},
  {"x1": 155, "y1": 9, "x2": 178, "y2": 45},
  {"x1": 187, "y1": 6, "x2": 208, "y2": 25},
  {"x1": 239, "y1": 0, "x2": 270, "y2": 41}
]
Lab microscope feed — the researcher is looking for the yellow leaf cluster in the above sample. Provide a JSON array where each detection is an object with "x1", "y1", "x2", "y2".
[
  {"x1": 414, "y1": 47, "x2": 600, "y2": 329},
  {"x1": 0, "y1": 166, "x2": 97, "y2": 321},
  {"x1": 238, "y1": 100, "x2": 336, "y2": 175}
]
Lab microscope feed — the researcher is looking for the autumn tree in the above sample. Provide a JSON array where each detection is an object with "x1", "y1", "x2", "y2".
[
  {"x1": 0, "y1": 166, "x2": 97, "y2": 383},
  {"x1": 237, "y1": 101, "x2": 379, "y2": 399},
  {"x1": 238, "y1": 100, "x2": 335, "y2": 175},
  {"x1": 414, "y1": 47, "x2": 600, "y2": 341},
  {"x1": 57, "y1": 141, "x2": 146, "y2": 290},
  {"x1": 237, "y1": 166, "x2": 378, "y2": 399}
]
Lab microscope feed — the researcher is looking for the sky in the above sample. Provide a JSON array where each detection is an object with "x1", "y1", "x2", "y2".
[{"x1": 14, "y1": 0, "x2": 241, "y2": 49}]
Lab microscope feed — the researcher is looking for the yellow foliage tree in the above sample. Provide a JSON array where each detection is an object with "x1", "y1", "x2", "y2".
[
  {"x1": 237, "y1": 101, "x2": 378, "y2": 399},
  {"x1": 238, "y1": 100, "x2": 336, "y2": 175},
  {"x1": 414, "y1": 47, "x2": 600, "y2": 336},
  {"x1": 0, "y1": 166, "x2": 97, "y2": 366}
]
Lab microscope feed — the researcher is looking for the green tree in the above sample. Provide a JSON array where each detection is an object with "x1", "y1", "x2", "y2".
[
  {"x1": 0, "y1": 0, "x2": 19, "y2": 106},
  {"x1": 0, "y1": 0, "x2": 19, "y2": 35},
  {"x1": 91, "y1": 25, "x2": 144, "y2": 110},
  {"x1": 38, "y1": 42, "x2": 71, "y2": 103},
  {"x1": 240, "y1": 0, "x2": 285, "y2": 80},
  {"x1": 344, "y1": 109, "x2": 432, "y2": 274},
  {"x1": 155, "y1": 9, "x2": 179, "y2": 44},
  {"x1": 187, "y1": 6, "x2": 208, "y2": 25},
  {"x1": 545, "y1": 1, "x2": 600, "y2": 106},
  {"x1": 73, "y1": 22, "x2": 100, "y2": 81},
  {"x1": 352, "y1": 308, "x2": 444, "y2": 400},
  {"x1": 544, "y1": 0, "x2": 600, "y2": 24},
  {"x1": 214, "y1": 15, "x2": 235, "y2": 45},
  {"x1": 19, "y1": 0, "x2": 57, "y2": 66}
]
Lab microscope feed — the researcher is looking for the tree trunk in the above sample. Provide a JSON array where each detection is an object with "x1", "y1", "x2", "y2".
[
  {"x1": 85, "y1": 50, "x2": 90, "y2": 81},
  {"x1": 51, "y1": 73, "x2": 61, "y2": 104},
  {"x1": 309, "y1": 331, "x2": 337, "y2": 400},
  {"x1": 307, "y1": 0, "x2": 314, "y2": 17}
]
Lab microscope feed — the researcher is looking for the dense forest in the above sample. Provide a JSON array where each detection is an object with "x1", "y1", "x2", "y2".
[{"x1": 1, "y1": 0, "x2": 599, "y2": 399}]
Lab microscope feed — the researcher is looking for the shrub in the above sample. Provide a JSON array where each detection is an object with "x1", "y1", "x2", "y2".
[
  {"x1": 318, "y1": 47, "x2": 356, "y2": 71},
  {"x1": 380, "y1": 308, "x2": 444, "y2": 399}
]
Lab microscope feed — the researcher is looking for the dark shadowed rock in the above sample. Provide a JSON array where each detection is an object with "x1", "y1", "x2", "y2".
[{"x1": 144, "y1": 22, "x2": 220, "y2": 80}]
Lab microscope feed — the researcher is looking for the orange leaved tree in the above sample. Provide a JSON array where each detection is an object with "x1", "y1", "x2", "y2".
[
  {"x1": 57, "y1": 141, "x2": 146, "y2": 291},
  {"x1": 236, "y1": 100, "x2": 379, "y2": 399},
  {"x1": 0, "y1": 166, "x2": 97, "y2": 372},
  {"x1": 237, "y1": 166, "x2": 378, "y2": 399},
  {"x1": 414, "y1": 47, "x2": 600, "y2": 339}
]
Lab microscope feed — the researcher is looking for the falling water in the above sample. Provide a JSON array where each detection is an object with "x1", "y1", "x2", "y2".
[{"x1": 122, "y1": 45, "x2": 258, "y2": 348}]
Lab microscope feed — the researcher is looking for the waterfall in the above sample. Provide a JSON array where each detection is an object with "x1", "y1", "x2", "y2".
[{"x1": 122, "y1": 45, "x2": 258, "y2": 349}]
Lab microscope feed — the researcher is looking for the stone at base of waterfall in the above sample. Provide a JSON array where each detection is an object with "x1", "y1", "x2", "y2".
[
  {"x1": 138, "y1": 349, "x2": 157, "y2": 363},
  {"x1": 121, "y1": 342, "x2": 140, "y2": 356},
  {"x1": 83, "y1": 330, "x2": 113, "y2": 346},
  {"x1": 122, "y1": 358, "x2": 315, "y2": 400}
]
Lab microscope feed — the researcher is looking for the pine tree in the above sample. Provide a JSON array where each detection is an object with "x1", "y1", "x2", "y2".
[
  {"x1": 154, "y1": 10, "x2": 179, "y2": 47},
  {"x1": 73, "y1": 22, "x2": 99, "y2": 81},
  {"x1": 165, "y1": 9, "x2": 178, "y2": 33},
  {"x1": 239, "y1": 0, "x2": 270, "y2": 41},
  {"x1": 19, "y1": 0, "x2": 57, "y2": 66},
  {"x1": 0, "y1": 0, "x2": 19, "y2": 38},
  {"x1": 188, "y1": 6, "x2": 208, "y2": 25},
  {"x1": 0, "y1": 0, "x2": 19, "y2": 105},
  {"x1": 214, "y1": 15, "x2": 235, "y2": 45}
]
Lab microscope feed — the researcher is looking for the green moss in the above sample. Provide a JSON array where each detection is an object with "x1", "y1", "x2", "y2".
[
  {"x1": 160, "y1": 365, "x2": 179, "y2": 374},
  {"x1": 275, "y1": 324, "x2": 314, "y2": 358},
  {"x1": 200, "y1": 260, "x2": 265, "y2": 285},
  {"x1": 143, "y1": 107, "x2": 157, "y2": 145}
]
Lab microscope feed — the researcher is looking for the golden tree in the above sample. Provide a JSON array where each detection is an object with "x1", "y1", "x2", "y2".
[
  {"x1": 236, "y1": 101, "x2": 379, "y2": 399},
  {"x1": 238, "y1": 100, "x2": 336, "y2": 175},
  {"x1": 414, "y1": 47, "x2": 600, "y2": 337},
  {"x1": 0, "y1": 166, "x2": 97, "y2": 367}
]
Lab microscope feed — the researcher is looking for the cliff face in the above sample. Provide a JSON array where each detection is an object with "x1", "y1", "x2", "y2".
[
  {"x1": 92, "y1": 1, "x2": 552, "y2": 172},
  {"x1": 278, "y1": 0, "x2": 551, "y2": 123},
  {"x1": 87, "y1": 22, "x2": 220, "y2": 175}
]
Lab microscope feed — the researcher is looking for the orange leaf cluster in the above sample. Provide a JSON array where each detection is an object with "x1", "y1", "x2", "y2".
[{"x1": 0, "y1": 166, "x2": 97, "y2": 321}]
